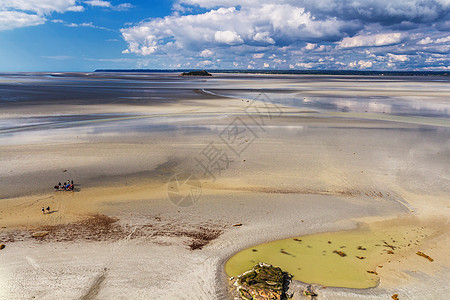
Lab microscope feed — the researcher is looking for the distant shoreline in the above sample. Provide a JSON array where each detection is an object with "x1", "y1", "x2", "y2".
[{"x1": 94, "y1": 69, "x2": 449, "y2": 76}]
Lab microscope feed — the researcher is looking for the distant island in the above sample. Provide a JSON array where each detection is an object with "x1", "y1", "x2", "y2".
[{"x1": 180, "y1": 70, "x2": 212, "y2": 76}]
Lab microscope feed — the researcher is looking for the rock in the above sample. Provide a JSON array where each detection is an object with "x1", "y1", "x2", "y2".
[
  {"x1": 234, "y1": 263, "x2": 290, "y2": 300},
  {"x1": 0, "y1": 244, "x2": 5, "y2": 250},
  {"x1": 31, "y1": 231, "x2": 49, "y2": 238},
  {"x1": 391, "y1": 294, "x2": 399, "y2": 300},
  {"x1": 180, "y1": 70, "x2": 212, "y2": 76}
]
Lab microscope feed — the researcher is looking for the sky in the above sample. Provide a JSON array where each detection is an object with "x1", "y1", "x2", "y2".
[{"x1": 0, "y1": 0, "x2": 449, "y2": 71}]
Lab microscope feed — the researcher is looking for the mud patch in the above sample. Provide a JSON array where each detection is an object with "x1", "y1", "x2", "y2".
[{"x1": 0, "y1": 215, "x2": 225, "y2": 250}]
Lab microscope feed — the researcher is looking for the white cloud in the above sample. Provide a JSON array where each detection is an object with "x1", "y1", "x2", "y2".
[
  {"x1": 85, "y1": 0, "x2": 111, "y2": 8},
  {"x1": 200, "y1": 49, "x2": 214, "y2": 57},
  {"x1": 263, "y1": 63, "x2": 270, "y2": 68},
  {"x1": 214, "y1": 30, "x2": 243, "y2": 45},
  {"x1": 295, "y1": 62, "x2": 314, "y2": 69},
  {"x1": 67, "y1": 5, "x2": 85, "y2": 12},
  {"x1": 121, "y1": 4, "x2": 354, "y2": 56},
  {"x1": 273, "y1": 58, "x2": 286, "y2": 63},
  {"x1": 358, "y1": 60, "x2": 373, "y2": 69},
  {"x1": 349, "y1": 60, "x2": 373, "y2": 69},
  {"x1": 418, "y1": 37, "x2": 433, "y2": 44},
  {"x1": 65, "y1": 22, "x2": 108, "y2": 30},
  {"x1": 253, "y1": 32, "x2": 275, "y2": 44},
  {"x1": 418, "y1": 35, "x2": 450, "y2": 45},
  {"x1": 178, "y1": 0, "x2": 448, "y2": 24},
  {"x1": 305, "y1": 43, "x2": 317, "y2": 50},
  {"x1": 0, "y1": 11, "x2": 44, "y2": 30},
  {"x1": 115, "y1": 0, "x2": 450, "y2": 70},
  {"x1": 0, "y1": 0, "x2": 80, "y2": 15},
  {"x1": 339, "y1": 33, "x2": 403, "y2": 48},
  {"x1": 387, "y1": 53, "x2": 409, "y2": 62},
  {"x1": 435, "y1": 35, "x2": 450, "y2": 43},
  {"x1": 0, "y1": 0, "x2": 84, "y2": 31},
  {"x1": 84, "y1": 1, "x2": 133, "y2": 10},
  {"x1": 196, "y1": 60, "x2": 213, "y2": 67},
  {"x1": 113, "y1": 3, "x2": 133, "y2": 11}
]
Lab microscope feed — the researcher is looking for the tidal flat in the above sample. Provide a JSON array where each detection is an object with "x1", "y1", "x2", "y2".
[{"x1": 0, "y1": 72, "x2": 449, "y2": 299}]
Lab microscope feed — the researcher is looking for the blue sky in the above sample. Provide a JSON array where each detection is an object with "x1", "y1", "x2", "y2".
[{"x1": 0, "y1": 0, "x2": 449, "y2": 71}]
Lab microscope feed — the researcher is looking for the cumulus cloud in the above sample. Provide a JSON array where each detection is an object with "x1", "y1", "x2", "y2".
[
  {"x1": 214, "y1": 30, "x2": 243, "y2": 45},
  {"x1": 387, "y1": 53, "x2": 409, "y2": 62},
  {"x1": 200, "y1": 49, "x2": 214, "y2": 57},
  {"x1": 118, "y1": 0, "x2": 450, "y2": 70},
  {"x1": 418, "y1": 37, "x2": 433, "y2": 45},
  {"x1": 0, "y1": 10, "x2": 44, "y2": 30},
  {"x1": 253, "y1": 32, "x2": 275, "y2": 44},
  {"x1": 121, "y1": 4, "x2": 358, "y2": 55},
  {"x1": 305, "y1": 43, "x2": 317, "y2": 50},
  {"x1": 349, "y1": 60, "x2": 373, "y2": 69},
  {"x1": 295, "y1": 62, "x2": 314, "y2": 69},
  {"x1": 0, "y1": 0, "x2": 84, "y2": 30},
  {"x1": 339, "y1": 33, "x2": 403, "y2": 48},
  {"x1": 435, "y1": 35, "x2": 450, "y2": 43}
]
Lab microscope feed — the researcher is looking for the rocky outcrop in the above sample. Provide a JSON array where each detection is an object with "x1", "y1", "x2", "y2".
[
  {"x1": 232, "y1": 263, "x2": 291, "y2": 300},
  {"x1": 180, "y1": 70, "x2": 212, "y2": 76}
]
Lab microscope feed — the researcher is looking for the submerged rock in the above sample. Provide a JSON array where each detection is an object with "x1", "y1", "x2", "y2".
[{"x1": 233, "y1": 263, "x2": 290, "y2": 300}]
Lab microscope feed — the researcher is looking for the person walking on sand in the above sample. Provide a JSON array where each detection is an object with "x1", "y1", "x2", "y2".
[
  {"x1": 42, "y1": 207, "x2": 45, "y2": 214},
  {"x1": 46, "y1": 206, "x2": 50, "y2": 213}
]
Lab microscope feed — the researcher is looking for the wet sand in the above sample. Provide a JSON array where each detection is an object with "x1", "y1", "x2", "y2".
[{"x1": 0, "y1": 72, "x2": 449, "y2": 299}]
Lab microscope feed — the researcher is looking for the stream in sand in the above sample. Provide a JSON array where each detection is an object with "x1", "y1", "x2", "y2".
[{"x1": 225, "y1": 221, "x2": 434, "y2": 289}]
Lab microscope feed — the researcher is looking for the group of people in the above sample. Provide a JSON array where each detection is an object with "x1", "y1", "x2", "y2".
[
  {"x1": 54, "y1": 179, "x2": 74, "y2": 191},
  {"x1": 41, "y1": 206, "x2": 51, "y2": 214}
]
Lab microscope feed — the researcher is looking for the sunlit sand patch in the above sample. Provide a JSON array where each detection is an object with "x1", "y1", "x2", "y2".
[{"x1": 225, "y1": 220, "x2": 436, "y2": 289}]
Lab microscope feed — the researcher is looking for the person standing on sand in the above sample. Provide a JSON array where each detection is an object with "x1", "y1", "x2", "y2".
[
  {"x1": 46, "y1": 206, "x2": 50, "y2": 213},
  {"x1": 42, "y1": 207, "x2": 45, "y2": 214}
]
